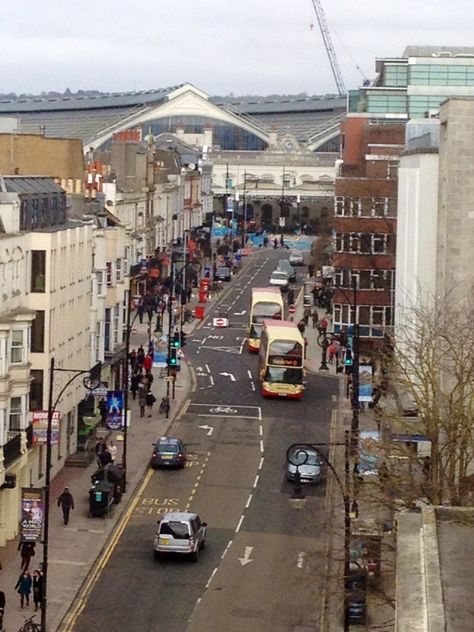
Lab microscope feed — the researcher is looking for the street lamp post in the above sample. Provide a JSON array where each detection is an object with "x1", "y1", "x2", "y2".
[
  {"x1": 286, "y1": 431, "x2": 352, "y2": 631},
  {"x1": 350, "y1": 277, "x2": 360, "y2": 449},
  {"x1": 41, "y1": 359, "x2": 101, "y2": 632},
  {"x1": 318, "y1": 330, "x2": 330, "y2": 371}
]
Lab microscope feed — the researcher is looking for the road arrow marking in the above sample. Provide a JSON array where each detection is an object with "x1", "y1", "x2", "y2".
[
  {"x1": 198, "y1": 425, "x2": 214, "y2": 436},
  {"x1": 233, "y1": 310, "x2": 246, "y2": 315},
  {"x1": 220, "y1": 372, "x2": 236, "y2": 382},
  {"x1": 297, "y1": 552, "x2": 306, "y2": 569},
  {"x1": 238, "y1": 546, "x2": 254, "y2": 566}
]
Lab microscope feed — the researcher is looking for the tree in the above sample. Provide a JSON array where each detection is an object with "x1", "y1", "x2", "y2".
[{"x1": 379, "y1": 295, "x2": 474, "y2": 506}]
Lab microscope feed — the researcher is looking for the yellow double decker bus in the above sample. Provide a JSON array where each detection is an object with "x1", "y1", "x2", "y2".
[
  {"x1": 247, "y1": 287, "x2": 284, "y2": 353},
  {"x1": 258, "y1": 320, "x2": 305, "y2": 399}
]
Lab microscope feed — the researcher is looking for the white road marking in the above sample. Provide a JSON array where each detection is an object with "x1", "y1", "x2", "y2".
[
  {"x1": 50, "y1": 559, "x2": 87, "y2": 566},
  {"x1": 258, "y1": 457, "x2": 264, "y2": 470},
  {"x1": 206, "y1": 567, "x2": 218, "y2": 588},
  {"x1": 198, "y1": 424, "x2": 214, "y2": 436},
  {"x1": 259, "y1": 425, "x2": 263, "y2": 436},
  {"x1": 253, "y1": 475, "x2": 259, "y2": 487},
  {"x1": 220, "y1": 372, "x2": 236, "y2": 381},
  {"x1": 234, "y1": 310, "x2": 246, "y2": 315},
  {"x1": 205, "y1": 364, "x2": 211, "y2": 373},
  {"x1": 245, "y1": 494, "x2": 253, "y2": 508},
  {"x1": 236, "y1": 515, "x2": 245, "y2": 532},
  {"x1": 238, "y1": 546, "x2": 254, "y2": 566},
  {"x1": 297, "y1": 552, "x2": 306, "y2": 569},
  {"x1": 260, "y1": 440, "x2": 264, "y2": 453},
  {"x1": 209, "y1": 376, "x2": 214, "y2": 386},
  {"x1": 247, "y1": 370, "x2": 252, "y2": 379},
  {"x1": 250, "y1": 381, "x2": 255, "y2": 391}
]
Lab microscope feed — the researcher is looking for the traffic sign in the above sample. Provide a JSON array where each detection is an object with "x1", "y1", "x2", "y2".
[{"x1": 213, "y1": 317, "x2": 229, "y2": 328}]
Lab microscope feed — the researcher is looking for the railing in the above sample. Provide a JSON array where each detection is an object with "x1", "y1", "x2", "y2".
[{"x1": 4, "y1": 432, "x2": 22, "y2": 467}]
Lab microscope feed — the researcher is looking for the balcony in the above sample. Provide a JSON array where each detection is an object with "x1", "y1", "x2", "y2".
[{"x1": 4, "y1": 432, "x2": 22, "y2": 468}]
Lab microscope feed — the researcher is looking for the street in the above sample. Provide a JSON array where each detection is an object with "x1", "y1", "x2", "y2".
[{"x1": 71, "y1": 250, "x2": 339, "y2": 632}]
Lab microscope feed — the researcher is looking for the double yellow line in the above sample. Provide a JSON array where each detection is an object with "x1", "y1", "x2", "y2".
[{"x1": 62, "y1": 467, "x2": 153, "y2": 631}]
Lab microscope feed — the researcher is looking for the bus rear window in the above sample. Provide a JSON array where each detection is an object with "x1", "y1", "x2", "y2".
[{"x1": 254, "y1": 302, "x2": 282, "y2": 323}]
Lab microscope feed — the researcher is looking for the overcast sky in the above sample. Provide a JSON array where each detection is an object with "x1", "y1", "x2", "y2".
[{"x1": 1, "y1": 0, "x2": 472, "y2": 97}]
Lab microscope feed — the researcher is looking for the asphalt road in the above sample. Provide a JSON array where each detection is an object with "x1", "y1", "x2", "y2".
[{"x1": 72, "y1": 248, "x2": 338, "y2": 632}]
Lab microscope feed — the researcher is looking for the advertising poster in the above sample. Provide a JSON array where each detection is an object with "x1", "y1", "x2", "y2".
[
  {"x1": 106, "y1": 390, "x2": 124, "y2": 430},
  {"x1": 32, "y1": 410, "x2": 60, "y2": 444},
  {"x1": 20, "y1": 488, "x2": 44, "y2": 543},
  {"x1": 359, "y1": 363, "x2": 374, "y2": 402}
]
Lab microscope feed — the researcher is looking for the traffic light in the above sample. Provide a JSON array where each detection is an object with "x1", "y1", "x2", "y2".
[
  {"x1": 180, "y1": 330, "x2": 187, "y2": 347},
  {"x1": 172, "y1": 332, "x2": 180, "y2": 348},
  {"x1": 345, "y1": 349, "x2": 353, "y2": 367},
  {"x1": 168, "y1": 349, "x2": 178, "y2": 366}
]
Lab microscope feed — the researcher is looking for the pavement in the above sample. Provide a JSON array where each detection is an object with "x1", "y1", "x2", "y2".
[{"x1": 0, "y1": 250, "x2": 258, "y2": 632}]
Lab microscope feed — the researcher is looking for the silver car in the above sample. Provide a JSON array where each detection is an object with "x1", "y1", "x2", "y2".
[
  {"x1": 153, "y1": 512, "x2": 207, "y2": 562},
  {"x1": 270, "y1": 270, "x2": 289, "y2": 290},
  {"x1": 289, "y1": 250, "x2": 304, "y2": 266},
  {"x1": 287, "y1": 447, "x2": 323, "y2": 483}
]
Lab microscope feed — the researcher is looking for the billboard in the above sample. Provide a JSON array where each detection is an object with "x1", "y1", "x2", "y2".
[
  {"x1": 20, "y1": 488, "x2": 44, "y2": 543},
  {"x1": 106, "y1": 390, "x2": 124, "y2": 430},
  {"x1": 359, "y1": 363, "x2": 374, "y2": 403},
  {"x1": 32, "y1": 410, "x2": 60, "y2": 445}
]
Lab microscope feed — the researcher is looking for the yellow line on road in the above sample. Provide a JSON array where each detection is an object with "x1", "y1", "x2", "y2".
[{"x1": 62, "y1": 467, "x2": 154, "y2": 631}]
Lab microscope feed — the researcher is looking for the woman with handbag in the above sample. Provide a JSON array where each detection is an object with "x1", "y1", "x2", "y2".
[{"x1": 146, "y1": 391, "x2": 156, "y2": 418}]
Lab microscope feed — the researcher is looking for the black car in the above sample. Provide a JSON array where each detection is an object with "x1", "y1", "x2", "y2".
[
  {"x1": 151, "y1": 437, "x2": 187, "y2": 469},
  {"x1": 215, "y1": 266, "x2": 231, "y2": 282},
  {"x1": 345, "y1": 570, "x2": 367, "y2": 625}
]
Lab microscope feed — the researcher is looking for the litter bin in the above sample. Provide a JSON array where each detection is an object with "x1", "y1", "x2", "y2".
[{"x1": 195, "y1": 305, "x2": 205, "y2": 320}]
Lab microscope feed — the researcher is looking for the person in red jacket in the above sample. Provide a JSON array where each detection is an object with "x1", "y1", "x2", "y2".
[{"x1": 143, "y1": 353, "x2": 153, "y2": 372}]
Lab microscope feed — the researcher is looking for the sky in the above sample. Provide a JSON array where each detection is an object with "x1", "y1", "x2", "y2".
[{"x1": 1, "y1": 0, "x2": 472, "y2": 97}]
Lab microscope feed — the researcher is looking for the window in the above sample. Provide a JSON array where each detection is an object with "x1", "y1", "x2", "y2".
[
  {"x1": 31, "y1": 311, "x2": 45, "y2": 353},
  {"x1": 114, "y1": 305, "x2": 120, "y2": 346},
  {"x1": 97, "y1": 271, "x2": 105, "y2": 296},
  {"x1": 372, "y1": 235, "x2": 386, "y2": 254},
  {"x1": 106, "y1": 262, "x2": 113, "y2": 287},
  {"x1": 31, "y1": 250, "x2": 46, "y2": 292},
  {"x1": 360, "y1": 234, "x2": 372, "y2": 254},
  {"x1": 104, "y1": 308, "x2": 111, "y2": 351},
  {"x1": 30, "y1": 370, "x2": 44, "y2": 410},
  {"x1": 11, "y1": 330, "x2": 26, "y2": 364},
  {"x1": 116, "y1": 258, "x2": 122, "y2": 282},
  {"x1": 9, "y1": 396, "x2": 23, "y2": 431},
  {"x1": 359, "y1": 270, "x2": 371, "y2": 289}
]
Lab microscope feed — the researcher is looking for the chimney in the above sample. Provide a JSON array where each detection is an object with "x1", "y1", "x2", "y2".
[
  {"x1": 204, "y1": 123, "x2": 213, "y2": 148},
  {"x1": 269, "y1": 125, "x2": 278, "y2": 147}
]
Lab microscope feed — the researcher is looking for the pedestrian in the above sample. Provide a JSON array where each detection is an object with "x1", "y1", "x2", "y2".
[
  {"x1": 327, "y1": 341, "x2": 337, "y2": 364},
  {"x1": 136, "y1": 345, "x2": 145, "y2": 368},
  {"x1": 15, "y1": 570, "x2": 32, "y2": 609},
  {"x1": 143, "y1": 353, "x2": 153, "y2": 372},
  {"x1": 138, "y1": 386, "x2": 147, "y2": 418},
  {"x1": 273, "y1": 238, "x2": 278, "y2": 249},
  {"x1": 303, "y1": 305, "x2": 311, "y2": 326},
  {"x1": 159, "y1": 395, "x2": 170, "y2": 415},
  {"x1": 279, "y1": 234, "x2": 284, "y2": 248},
  {"x1": 145, "y1": 370, "x2": 154, "y2": 391},
  {"x1": 186, "y1": 284, "x2": 193, "y2": 303},
  {"x1": 287, "y1": 288, "x2": 295, "y2": 306},
  {"x1": 129, "y1": 349, "x2": 138, "y2": 372},
  {"x1": 263, "y1": 236, "x2": 269, "y2": 247},
  {"x1": 297, "y1": 319, "x2": 305, "y2": 335},
  {"x1": 95, "y1": 438, "x2": 107, "y2": 466},
  {"x1": 108, "y1": 441, "x2": 118, "y2": 464},
  {"x1": 137, "y1": 300, "x2": 145, "y2": 324},
  {"x1": 318, "y1": 316, "x2": 329, "y2": 335},
  {"x1": 146, "y1": 391, "x2": 156, "y2": 418},
  {"x1": 99, "y1": 448, "x2": 112, "y2": 468},
  {"x1": 57, "y1": 487, "x2": 75, "y2": 525},
  {"x1": 32, "y1": 569, "x2": 43, "y2": 612},
  {"x1": 18, "y1": 541, "x2": 35, "y2": 572},
  {"x1": 130, "y1": 372, "x2": 140, "y2": 400},
  {"x1": 98, "y1": 398, "x2": 107, "y2": 427},
  {"x1": 308, "y1": 263, "x2": 314, "y2": 278},
  {"x1": 312, "y1": 308, "x2": 319, "y2": 329}
]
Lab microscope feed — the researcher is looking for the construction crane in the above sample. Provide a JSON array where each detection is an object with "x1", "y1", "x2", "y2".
[{"x1": 310, "y1": 0, "x2": 346, "y2": 96}]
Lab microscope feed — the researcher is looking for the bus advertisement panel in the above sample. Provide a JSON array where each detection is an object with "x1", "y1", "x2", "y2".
[
  {"x1": 258, "y1": 320, "x2": 305, "y2": 399},
  {"x1": 247, "y1": 288, "x2": 284, "y2": 352}
]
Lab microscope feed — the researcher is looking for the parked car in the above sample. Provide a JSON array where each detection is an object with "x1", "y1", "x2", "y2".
[
  {"x1": 345, "y1": 570, "x2": 368, "y2": 625},
  {"x1": 289, "y1": 250, "x2": 304, "y2": 266},
  {"x1": 277, "y1": 259, "x2": 296, "y2": 282},
  {"x1": 269, "y1": 270, "x2": 289, "y2": 291},
  {"x1": 151, "y1": 437, "x2": 187, "y2": 469},
  {"x1": 287, "y1": 446, "x2": 323, "y2": 483},
  {"x1": 153, "y1": 512, "x2": 207, "y2": 562}
]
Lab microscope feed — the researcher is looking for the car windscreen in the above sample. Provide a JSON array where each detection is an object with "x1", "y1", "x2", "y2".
[
  {"x1": 268, "y1": 340, "x2": 303, "y2": 366},
  {"x1": 253, "y1": 302, "x2": 282, "y2": 323},
  {"x1": 157, "y1": 443, "x2": 179, "y2": 453},
  {"x1": 289, "y1": 450, "x2": 320, "y2": 466},
  {"x1": 271, "y1": 272, "x2": 287, "y2": 280},
  {"x1": 264, "y1": 367, "x2": 303, "y2": 384},
  {"x1": 159, "y1": 521, "x2": 190, "y2": 539}
]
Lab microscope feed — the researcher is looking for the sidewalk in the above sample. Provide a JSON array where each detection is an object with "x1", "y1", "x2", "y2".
[{"x1": 1, "y1": 252, "x2": 258, "y2": 632}]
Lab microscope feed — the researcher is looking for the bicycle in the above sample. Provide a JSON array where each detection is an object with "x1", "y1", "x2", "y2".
[
  {"x1": 18, "y1": 614, "x2": 41, "y2": 632},
  {"x1": 209, "y1": 406, "x2": 237, "y2": 414},
  {"x1": 183, "y1": 309, "x2": 195, "y2": 324}
]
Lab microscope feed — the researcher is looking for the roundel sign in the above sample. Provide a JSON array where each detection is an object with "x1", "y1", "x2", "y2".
[
  {"x1": 288, "y1": 304, "x2": 296, "y2": 315},
  {"x1": 213, "y1": 317, "x2": 229, "y2": 328}
]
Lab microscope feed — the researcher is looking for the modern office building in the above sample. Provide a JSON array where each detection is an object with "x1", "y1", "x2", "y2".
[{"x1": 350, "y1": 46, "x2": 474, "y2": 119}]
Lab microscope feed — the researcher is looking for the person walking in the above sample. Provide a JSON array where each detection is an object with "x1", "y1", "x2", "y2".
[
  {"x1": 303, "y1": 305, "x2": 311, "y2": 326},
  {"x1": 99, "y1": 447, "x2": 112, "y2": 468},
  {"x1": 15, "y1": 570, "x2": 32, "y2": 609},
  {"x1": 287, "y1": 288, "x2": 295, "y2": 307},
  {"x1": 18, "y1": 541, "x2": 35, "y2": 572},
  {"x1": 137, "y1": 300, "x2": 145, "y2": 324},
  {"x1": 136, "y1": 345, "x2": 145, "y2": 368},
  {"x1": 98, "y1": 398, "x2": 107, "y2": 427},
  {"x1": 297, "y1": 319, "x2": 305, "y2": 335},
  {"x1": 146, "y1": 391, "x2": 157, "y2": 418},
  {"x1": 108, "y1": 441, "x2": 118, "y2": 464},
  {"x1": 57, "y1": 487, "x2": 75, "y2": 525},
  {"x1": 32, "y1": 569, "x2": 43, "y2": 612},
  {"x1": 308, "y1": 263, "x2": 315, "y2": 278},
  {"x1": 143, "y1": 353, "x2": 153, "y2": 373},
  {"x1": 311, "y1": 308, "x2": 319, "y2": 329},
  {"x1": 318, "y1": 316, "x2": 329, "y2": 335},
  {"x1": 130, "y1": 371, "x2": 140, "y2": 400},
  {"x1": 95, "y1": 438, "x2": 107, "y2": 466},
  {"x1": 138, "y1": 386, "x2": 147, "y2": 418}
]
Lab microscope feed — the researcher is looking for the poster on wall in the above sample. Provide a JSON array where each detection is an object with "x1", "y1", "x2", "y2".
[
  {"x1": 20, "y1": 488, "x2": 44, "y2": 543},
  {"x1": 106, "y1": 390, "x2": 124, "y2": 429},
  {"x1": 32, "y1": 410, "x2": 60, "y2": 444},
  {"x1": 359, "y1": 363, "x2": 374, "y2": 402}
]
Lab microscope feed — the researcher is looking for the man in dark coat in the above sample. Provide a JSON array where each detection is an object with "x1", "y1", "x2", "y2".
[{"x1": 57, "y1": 487, "x2": 75, "y2": 525}]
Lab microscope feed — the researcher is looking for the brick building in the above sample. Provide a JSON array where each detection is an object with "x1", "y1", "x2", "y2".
[{"x1": 331, "y1": 120, "x2": 405, "y2": 346}]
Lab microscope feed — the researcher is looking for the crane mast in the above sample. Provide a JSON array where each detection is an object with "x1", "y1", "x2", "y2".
[{"x1": 310, "y1": 0, "x2": 346, "y2": 96}]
